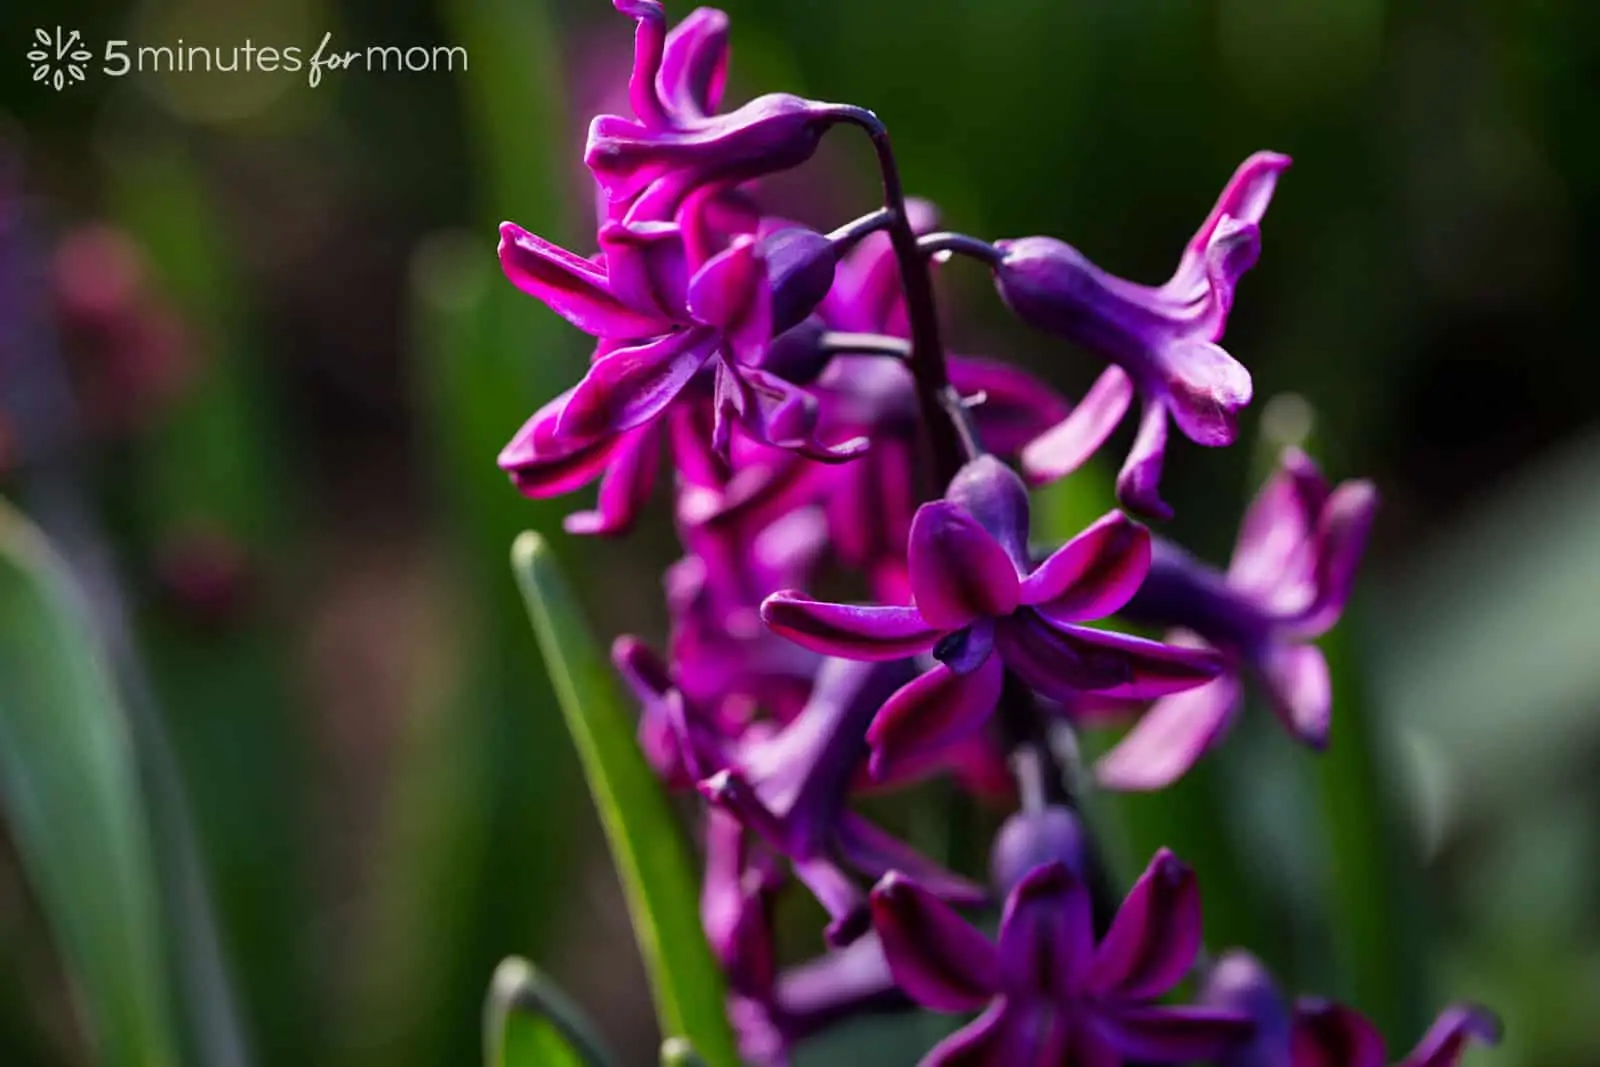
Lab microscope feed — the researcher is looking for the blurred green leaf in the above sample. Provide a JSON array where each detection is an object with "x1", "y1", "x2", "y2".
[
  {"x1": 0, "y1": 497, "x2": 176, "y2": 1067},
  {"x1": 485, "y1": 958, "x2": 615, "y2": 1067},
  {"x1": 512, "y1": 532, "x2": 739, "y2": 1067}
]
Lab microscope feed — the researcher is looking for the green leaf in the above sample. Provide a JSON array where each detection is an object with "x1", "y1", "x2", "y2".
[
  {"x1": 0, "y1": 498, "x2": 177, "y2": 1067},
  {"x1": 512, "y1": 532, "x2": 740, "y2": 1067},
  {"x1": 484, "y1": 958, "x2": 614, "y2": 1067},
  {"x1": 659, "y1": 1038, "x2": 708, "y2": 1067}
]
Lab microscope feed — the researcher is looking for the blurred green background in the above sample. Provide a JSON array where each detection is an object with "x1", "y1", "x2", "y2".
[{"x1": 1, "y1": 0, "x2": 1597, "y2": 1065}]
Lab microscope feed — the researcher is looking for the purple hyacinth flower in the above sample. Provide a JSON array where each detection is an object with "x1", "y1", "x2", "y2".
[
  {"x1": 1096, "y1": 448, "x2": 1377, "y2": 790},
  {"x1": 589, "y1": 1, "x2": 858, "y2": 223},
  {"x1": 680, "y1": 656, "x2": 987, "y2": 945},
  {"x1": 999, "y1": 152, "x2": 1291, "y2": 519},
  {"x1": 762, "y1": 455, "x2": 1221, "y2": 782},
  {"x1": 870, "y1": 850, "x2": 1253, "y2": 1067}
]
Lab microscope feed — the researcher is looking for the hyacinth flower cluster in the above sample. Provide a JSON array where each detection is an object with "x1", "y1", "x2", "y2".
[{"x1": 496, "y1": 3, "x2": 1499, "y2": 1065}]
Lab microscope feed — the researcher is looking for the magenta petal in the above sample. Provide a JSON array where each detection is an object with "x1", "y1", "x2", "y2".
[
  {"x1": 657, "y1": 5, "x2": 729, "y2": 119},
  {"x1": 997, "y1": 613, "x2": 1222, "y2": 702},
  {"x1": 558, "y1": 328, "x2": 713, "y2": 440},
  {"x1": 498, "y1": 222, "x2": 663, "y2": 337},
  {"x1": 836, "y1": 814, "x2": 989, "y2": 908},
  {"x1": 1087, "y1": 848, "x2": 1202, "y2": 1000},
  {"x1": 1398, "y1": 1005, "x2": 1501, "y2": 1067},
  {"x1": 909, "y1": 502, "x2": 1022, "y2": 628},
  {"x1": 762, "y1": 592, "x2": 942, "y2": 661},
  {"x1": 1160, "y1": 339, "x2": 1252, "y2": 447},
  {"x1": 1228, "y1": 449, "x2": 1329, "y2": 607},
  {"x1": 1023, "y1": 510, "x2": 1152, "y2": 622},
  {"x1": 597, "y1": 219, "x2": 690, "y2": 321},
  {"x1": 689, "y1": 235, "x2": 772, "y2": 363},
  {"x1": 1095, "y1": 673, "x2": 1243, "y2": 792},
  {"x1": 1168, "y1": 151, "x2": 1292, "y2": 302},
  {"x1": 997, "y1": 862, "x2": 1095, "y2": 998},
  {"x1": 1291, "y1": 1001, "x2": 1388, "y2": 1067},
  {"x1": 1096, "y1": 1005, "x2": 1256, "y2": 1063},
  {"x1": 1020, "y1": 365, "x2": 1135, "y2": 487},
  {"x1": 1258, "y1": 642, "x2": 1331, "y2": 747},
  {"x1": 500, "y1": 423, "x2": 623, "y2": 498},
  {"x1": 1116, "y1": 400, "x2": 1173, "y2": 521},
  {"x1": 563, "y1": 422, "x2": 661, "y2": 535},
  {"x1": 868, "y1": 872, "x2": 999, "y2": 1012},
  {"x1": 1297, "y1": 478, "x2": 1379, "y2": 637},
  {"x1": 865, "y1": 658, "x2": 1005, "y2": 783}
]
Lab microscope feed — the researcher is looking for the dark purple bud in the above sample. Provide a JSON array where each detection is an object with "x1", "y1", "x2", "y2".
[
  {"x1": 1198, "y1": 951, "x2": 1292, "y2": 1067},
  {"x1": 760, "y1": 227, "x2": 837, "y2": 336},
  {"x1": 756, "y1": 317, "x2": 831, "y2": 385},
  {"x1": 990, "y1": 805, "x2": 1089, "y2": 895}
]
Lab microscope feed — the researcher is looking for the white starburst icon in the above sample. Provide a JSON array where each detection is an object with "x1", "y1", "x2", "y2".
[{"x1": 27, "y1": 27, "x2": 93, "y2": 92}]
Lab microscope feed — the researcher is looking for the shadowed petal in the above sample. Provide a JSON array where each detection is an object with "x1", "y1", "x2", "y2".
[
  {"x1": 1228, "y1": 449, "x2": 1329, "y2": 608},
  {"x1": 762, "y1": 592, "x2": 942, "y2": 660},
  {"x1": 866, "y1": 657, "x2": 1005, "y2": 783},
  {"x1": 1258, "y1": 643, "x2": 1331, "y2": 747},
  {"x1": 1291, "y1": 1001, "x2": 1386, "y2": 1067},
  {"x1": 1020, "y1": 365, "x2": 1135, "y2": 487},
  {"x1": 1023, "y1": 511, "x2": 1152, "y2": 622},
  {"x1": 559, "y1": 328, "x2": 714, "y2": 440},
  {"x1": 1399, "y1": 1005, "x2": 1501, "y2": 1067},
  {"x1": 688, "y1": 235, "x2": 771, "y2": 362},
  {"x1": 658, "y1": 5, "x2": 729, "y2": 120},
  {"x1": 598, "y1": 218, "x2": 690, "y2": 321},
  {"x1": 563, "y1": 420, "x2": 661, "y2": 535},
  {"x1": 1087, "y1": 849, "x2": 1202, "y2": 1000},
  {"x1": 1159, "y1": 339, "x2": 1252, "y2": 447},
  {"x1": 1095, "y1": 672, "x2": 1242, "y2": 791},
  {"x1": 910, "y1": 502, "x2": 1022, "y2": 628},
  {"x1": 927, "y1": 1002, "x2": 1077, "y2": 1067},
  {"x1": 997, "y1": 612, "x2": 1222, "y2": 702},
  {"x1": 837, "y1": 814, "x2": 988, "y2": 908},
  {"x1": 1097, "y1": 1005, "x2": 1256, "y2": 1063},
  {"x1": 1296, "y1": 479, "x2": 1379, "y2": 638},
  {"x1": 499, "y1": 222, "x2": 663, "y2": 337},
  {"x1": 869, "y1": 872, "x2": 999, "y2": 1011},
  {"x1": 1117, "y1": 400, "x2": 1173, "y2": 521},
  {"x1": 945, "y1": 455, "x2": 1034, "y2": 567},
  {"x1": 996, "y1": 862, "x2": 1095, "y2": 998},
  {"x1": 1169, "y1": 151, "x2": 1292, "y2": 300}
]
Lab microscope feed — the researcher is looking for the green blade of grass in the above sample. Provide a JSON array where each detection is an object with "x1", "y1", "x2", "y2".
[
  {"x1": 511, "y1": 532, "x2": 739, "y2": 1067},
  {"x1": 484, "y1": 958, "x2": 615, "y2": 1067},
  {"x1": 0, "y1": 498, "x2": 177, "y2": 1067}
]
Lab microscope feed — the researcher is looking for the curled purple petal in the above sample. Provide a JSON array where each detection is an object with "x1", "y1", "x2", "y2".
[
  {"x1": 1087, "y1": 848, "x2": 1203, "y2": 1001},
  {"x1": 762, "y1": 592, "x2": 942, "y2": 661},
  {"x1": 1022, "y1": 510, "x2": 1152, "y2": 623},
  {"x1": 558, "y1": 328, "x2": 714, "y2": 441},
  {"x1": 1257, "y1": 642, "x2": 1331, "y2": 748},
  {"x1": 868, "y1": 872, "x2": 999, "y2": 1012},
  {"x1": 1095, "y1": 673, "x2": 1243, "y2": 792},
  {"x1": 996, "y1": 612, "x2": 1222, "y2": 702},
  {"x1": 1399, "y1": 1005, "x2": 1501, "y2": 1067},
  {"x1": 657, "y1": 5, "x2": 729, "y2": 121},
  {"x1": 909, "y1": 501, "x2": 1022, "y2": 628},
  {"x1": 1020, "y1": 365, "x2": 1135, "y2": 487},
  {"x1": 1159, "y1": 338, "x2": 1253, "y2": 447},
  {"x1": 498, "y1": 221, "x2": 663, "y2": 337},
  {"x1": 865, "y1": 657, "x2": 1005, "y2": 783},
  {"x1": 563, "y1": 419, "x2": 661, "y2": 535},
  {"x1": 1117, "y1": 400, "x2": 1173, "y2": 521}
]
